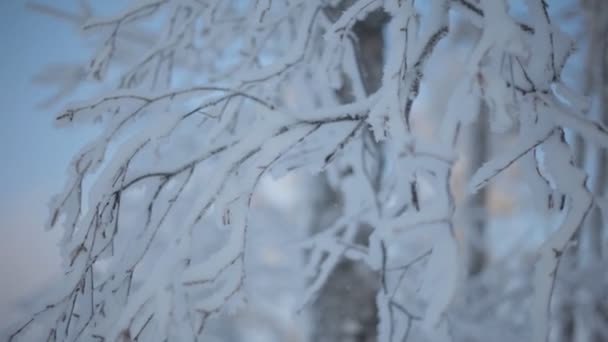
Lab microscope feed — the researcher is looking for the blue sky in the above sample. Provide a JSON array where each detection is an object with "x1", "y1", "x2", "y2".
[
  {"x1": 0, "y1": 1, "x2": 125, "y2": 197},
  {"x1": 0, "y1": 0, "x2": 121, "y2": 330},
  {"x1": 1, "y1": 1, "x2": 82, "y2": 197}
]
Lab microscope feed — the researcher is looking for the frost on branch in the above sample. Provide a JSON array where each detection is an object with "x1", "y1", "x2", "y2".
[{"x1": 12, "y1": 0, "x2": 608, "y2": 341}]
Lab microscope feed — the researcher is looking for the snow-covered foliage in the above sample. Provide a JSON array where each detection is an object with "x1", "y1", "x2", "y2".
[{"x1": 10, "y1": 0, "x2": 608, "y2": 341}]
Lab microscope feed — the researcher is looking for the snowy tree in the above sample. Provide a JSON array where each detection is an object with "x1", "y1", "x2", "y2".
[{"x1": 9, "y1": 0, "x2": 608, "y2": 341}]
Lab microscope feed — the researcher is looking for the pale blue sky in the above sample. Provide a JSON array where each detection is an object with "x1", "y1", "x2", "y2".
[
  {"x1": 0, "y1": 1, "x2": 125, "y2": 198},
  {"x1": 0, "y1": 1, "x2": 83, "y2": 197},
  {"x1": 0, "y1": 0, "x2": 121, "y2": 331}
]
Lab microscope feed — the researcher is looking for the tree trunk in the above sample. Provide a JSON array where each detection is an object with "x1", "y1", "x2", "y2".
[
  {"x1": 307, "y1": 5, "x2": 387, "y2": 342},
  {"x1": 560, "y1": 1, "x2": 608, "y2": 341},
  {"x1": 462, "y1": 102, "x2": 489, "y2": 277},
  {"x1": 576, "y1": 2, "x2": 608, "y2": 341}
]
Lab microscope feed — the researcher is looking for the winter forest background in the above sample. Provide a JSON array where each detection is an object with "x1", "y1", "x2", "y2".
[{"x1": 1, "y1": 0, "x2": 607, "y2": 341}]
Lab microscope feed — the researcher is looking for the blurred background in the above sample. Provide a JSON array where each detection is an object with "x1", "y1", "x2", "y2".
[{"x1": 0, "y1": 1, "x2": 606, "y2": 341}]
